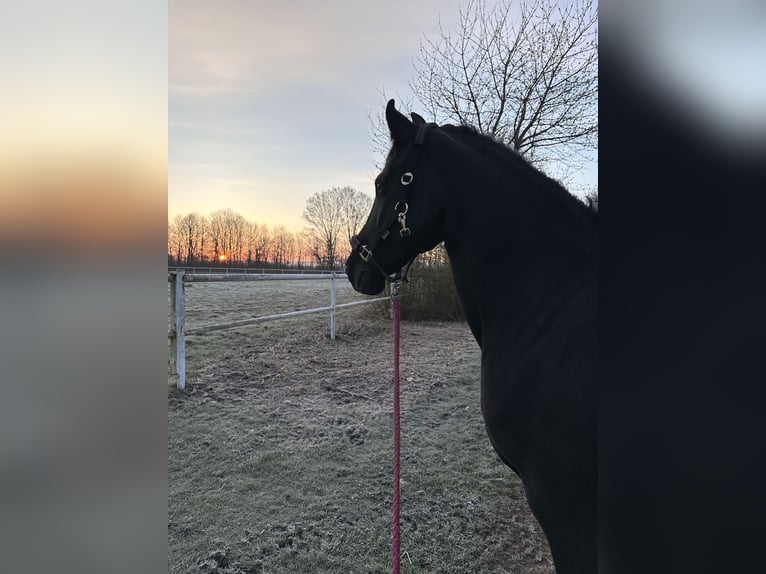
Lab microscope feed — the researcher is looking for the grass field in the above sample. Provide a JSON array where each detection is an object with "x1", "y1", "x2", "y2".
[{"x1": 168, "y1": 279, "x2": 553, "y2": 573}]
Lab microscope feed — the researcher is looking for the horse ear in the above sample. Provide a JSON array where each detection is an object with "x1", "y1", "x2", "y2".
[
  {"x1": 410, "y1": 112, "x2": 426, "y2": 126},
  {"x1": 386, "y1": 99, "x2": 416, "y2": 144}
]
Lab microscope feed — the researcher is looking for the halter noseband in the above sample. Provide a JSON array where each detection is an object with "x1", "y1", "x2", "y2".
[{"x1": 350, "y1": 123, "x2": 431, "y2": 283}]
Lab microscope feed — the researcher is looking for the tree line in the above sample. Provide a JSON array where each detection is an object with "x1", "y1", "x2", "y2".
[{"x1": 168, "y1": 186, "x2": 373, "y2": 270}]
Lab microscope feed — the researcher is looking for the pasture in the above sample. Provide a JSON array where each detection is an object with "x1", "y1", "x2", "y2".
[{"x1": 168, "y1": 279, "x2": 553, "y2": 573}]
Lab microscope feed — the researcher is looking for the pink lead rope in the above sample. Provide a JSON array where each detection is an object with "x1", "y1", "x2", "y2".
[{"x1": 391, "y1": 280, "x2": 402, "y2": 574}]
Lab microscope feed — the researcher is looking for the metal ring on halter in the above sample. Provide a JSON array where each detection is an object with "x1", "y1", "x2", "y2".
[
  {"x1": 394, "y1": 201, "x2": 408, "y2": 214},
  {"x1": 400, "y1": 172, "x2": 414, "y2": 185}
]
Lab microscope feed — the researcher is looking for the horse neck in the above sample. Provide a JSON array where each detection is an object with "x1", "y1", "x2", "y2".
[{"x1": 437, "y1": 146, "x2": 595, "y2": 348}]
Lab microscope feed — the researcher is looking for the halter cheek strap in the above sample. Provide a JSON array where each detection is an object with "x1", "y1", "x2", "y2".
[{"x1": 350, "y1": 124, "x2": 431, "y2": 283}]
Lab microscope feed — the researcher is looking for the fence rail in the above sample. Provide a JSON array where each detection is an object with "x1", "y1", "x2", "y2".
[
  {"x1": 182, "y1": 273, "x2": 344, "y2": 282},
  {"x1": 167, "y1": 270, "x2": 388, "y2": 390},
  {"x1": 168, "y1": 266, "x2": 340, "y2": 275}
]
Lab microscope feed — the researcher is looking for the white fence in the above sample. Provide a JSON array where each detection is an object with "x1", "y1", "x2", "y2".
[
  {"x1": 167, "y1": 270, "x2": 389, "y2": 390},
  {"x1": 168, "y1": 266, "x2": 337, "y2": 275}
]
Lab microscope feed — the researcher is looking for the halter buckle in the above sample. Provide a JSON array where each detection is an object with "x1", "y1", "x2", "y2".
[{"x1": 359, "y1": 244, "x2": 373, "y2": 262}]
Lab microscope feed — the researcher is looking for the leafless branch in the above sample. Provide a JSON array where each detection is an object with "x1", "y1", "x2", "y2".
[{"x1": 404, "y1": 0, "x2": 597, "y2": 175}]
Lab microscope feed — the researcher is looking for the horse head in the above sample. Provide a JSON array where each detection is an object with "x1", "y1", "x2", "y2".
[{"x1": 346, "y1": 100, "x2": 445, "y2": 295}]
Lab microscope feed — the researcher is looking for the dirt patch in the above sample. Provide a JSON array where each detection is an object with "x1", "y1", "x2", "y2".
[{"x1": 169, "y1": 294, "x2": 553, "y2": 573}]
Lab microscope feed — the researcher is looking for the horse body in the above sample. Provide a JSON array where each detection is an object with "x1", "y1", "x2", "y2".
[
  {"x1": 346, "y1": 100, "x2": 597, "y2": 574},
  {"x1": 442, "y1": 128, "x2": 597, "y2": 573}
]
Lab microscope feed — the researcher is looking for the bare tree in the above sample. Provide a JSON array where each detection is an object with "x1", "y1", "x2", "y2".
[
  {"x1": 174, "y1": 212, "x2": 207, "y2": 265},
  {"x1": 197, "y1": 215, "x2": 208, "y2": 263},
  {"x1": 244, "y1": 221, "x2": 256, "y2": 265},
  {"x1": 303, "y1": 189, "x2": 343, "y2": 269},
  {"x1": 168, "y1": 216, "x2": 183, "y2": 265},
  {"x1": 340, "y1": 186, "x2": 373, "y2": 244},
  {"x1": 231, "y1": 212, "x2": 247, "y2": 265},
  {"x1": 244, "y1": 220, "x2": 270, "y2": 267},
  {"x1": 252, "y1": 222, "x2": 271, "y2": 267},
  {"x1": 294, "y1": 231, "x2": 311, "y2": 268},
  {"x1": 207, "y1": 209, "x2": 247, "y2": 265},
  {"x1": 283, "y1": 231, "x2": 297, "y2": 267},
  {"x1": 374, "y1": 0, "x2": 597, "y2": 179},
  {"x1": 270, "y1": 225, "x2": 295, "y2": 268},
  {"x1": 207, "y1": 211, "x2": 225, "y2": 263},
  {"x1": 302, "y1": 186, "x2": 372, "y2": 269}
]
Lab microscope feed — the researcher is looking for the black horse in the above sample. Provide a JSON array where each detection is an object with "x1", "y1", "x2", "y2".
[{"x1": 346, "y1": 100, "x2": 597, "y2": 573}]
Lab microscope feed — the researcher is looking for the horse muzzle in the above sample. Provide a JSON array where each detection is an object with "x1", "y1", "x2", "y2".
[{"x1": 345, "y1": 251, "x2": 387, "y2": 295}]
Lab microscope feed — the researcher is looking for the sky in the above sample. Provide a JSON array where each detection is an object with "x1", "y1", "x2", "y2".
[{"x1": 169, "y1": 0, "x2": 598, "y2": 232}]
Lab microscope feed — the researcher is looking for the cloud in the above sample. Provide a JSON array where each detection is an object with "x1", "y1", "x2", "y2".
[{"x1": 169, "y1": 0, "x2": 454, "y2": 98}]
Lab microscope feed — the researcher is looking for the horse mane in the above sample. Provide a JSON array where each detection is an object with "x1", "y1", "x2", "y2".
[{"x1": 440, "y1": 124, "x2": 598, "y2": 232}]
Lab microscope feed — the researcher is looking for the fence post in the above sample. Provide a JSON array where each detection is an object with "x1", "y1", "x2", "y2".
[
  {"x1": 169, "y1": 272, "x2": 176, "y2": 377},
  {"x1": 330, "y1": 272, "x2": 337, "y2": 341},
  {"x1": 169, "y1": 270, "x2": 186, "y2": 389}
]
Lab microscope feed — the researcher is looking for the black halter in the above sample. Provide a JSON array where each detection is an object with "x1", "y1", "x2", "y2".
[{"x1": 350, "y1": 123, "x2": 432, "y2": 283}]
